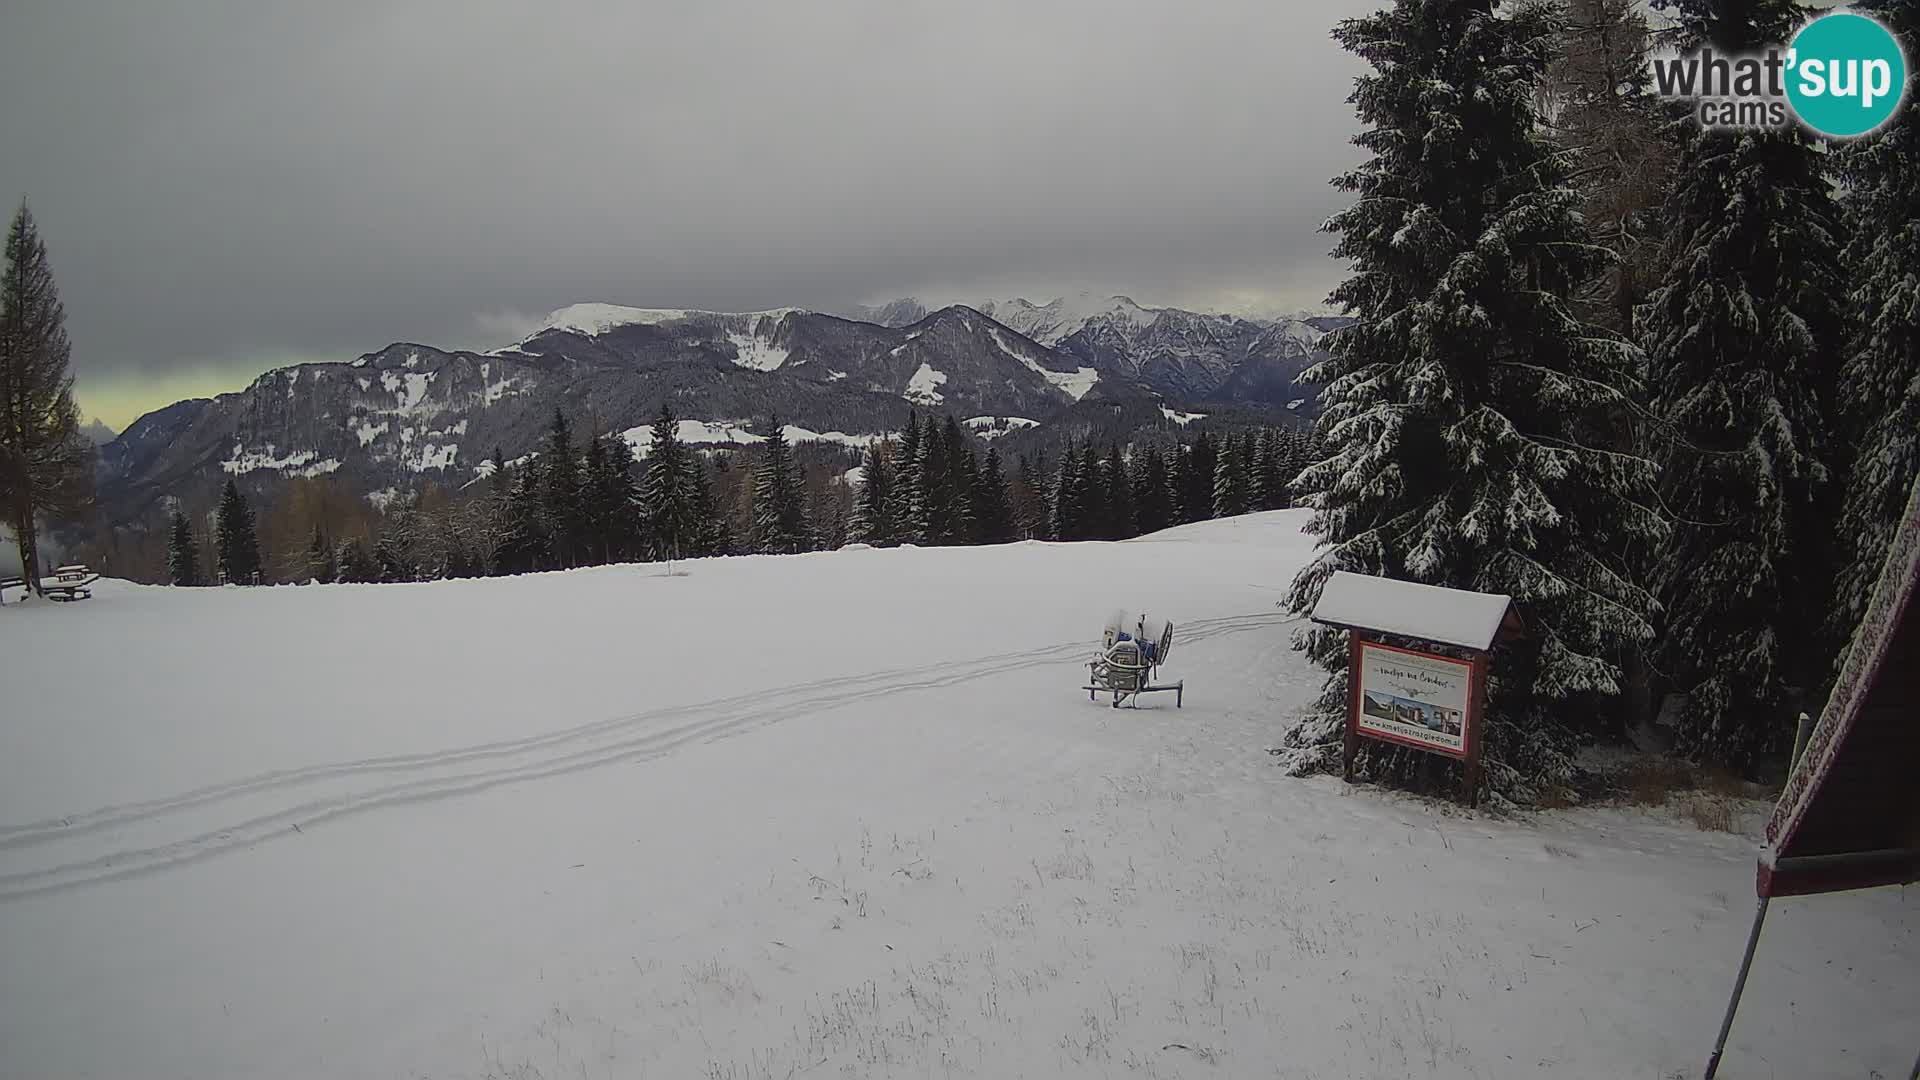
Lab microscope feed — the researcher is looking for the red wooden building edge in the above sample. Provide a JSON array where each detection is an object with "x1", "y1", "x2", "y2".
[{"x1": 1759, "y1": 475, "x2": 1920, "y2": 898}]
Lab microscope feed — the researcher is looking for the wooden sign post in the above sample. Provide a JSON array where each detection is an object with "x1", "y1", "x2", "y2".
[{"x1": 1312, "y1": 571, "x2": 1516, "y2": 808}]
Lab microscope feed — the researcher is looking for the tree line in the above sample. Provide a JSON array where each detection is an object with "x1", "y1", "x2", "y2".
[
  {"x1": 165, "y1": 406, "x2": 1322, "y2": 586},
  {"x1": 1270, "y1": 0, "x2": 1920, "y2": 805}
]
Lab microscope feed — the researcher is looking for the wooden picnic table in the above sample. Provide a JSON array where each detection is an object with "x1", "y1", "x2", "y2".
[{"x1": 0, "y1": 565, "x2": 100, "y2": 602}]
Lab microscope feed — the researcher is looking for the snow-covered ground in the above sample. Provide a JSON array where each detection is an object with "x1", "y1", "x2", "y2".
[{"x1": 1, "y1": 512, "x2": 1913, "y2": 1079}]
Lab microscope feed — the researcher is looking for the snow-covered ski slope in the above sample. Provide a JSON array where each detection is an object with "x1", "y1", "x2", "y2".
[{"x1": 1, "y1": 511, "x2": 1912, "y2": 1079}]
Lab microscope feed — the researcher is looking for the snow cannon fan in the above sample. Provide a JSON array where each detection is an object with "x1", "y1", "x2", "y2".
[{"x1": 1085, "y1": 611, "x2": 1183, "y2": 709}]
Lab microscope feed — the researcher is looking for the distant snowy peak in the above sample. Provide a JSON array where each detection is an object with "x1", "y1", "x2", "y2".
[
  {"x1": 977, "y1": 293, "x2": 1161, "y2": 346},
  {"x1": 537, "y1": 302, "x2": 803, "y2": 338}
]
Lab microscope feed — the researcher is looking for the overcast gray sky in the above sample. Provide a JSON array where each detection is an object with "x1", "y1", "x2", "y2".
[{"x1": 0, "y1": 0, "x2": 1374, "y2": 429}]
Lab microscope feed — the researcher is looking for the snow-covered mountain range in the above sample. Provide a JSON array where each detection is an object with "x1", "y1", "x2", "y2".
[{"x1": 92, "y1": 297, "x2": 1342, "y2": 532}]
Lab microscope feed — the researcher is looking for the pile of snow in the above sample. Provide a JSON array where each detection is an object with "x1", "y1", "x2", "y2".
[
  {"x1": 904, "y1": 362, "x2": 947, "y2": 405},
  {"x1": 726, "y1": 330, "x2": 790, "y2": 372},
  {"x1": 1160, "y1": 406, "x2": 1206, "y2": 425},
  {"x1": 964, "y1": 415, "x2": 1040, "y2": 440},
  {"x1": 989, "y1": 327, "x2": 1100, "y2": 401},
  {"x1": 221, "y1": 443, "x2": 340, "y2": 479},
  {"x1": 2, "y1": 511, "x2": 1913, "y2": 1079},
  {"x1": 618, "y1": 420, "x2": 881, "y2": 459},
  {"x1": 539, "y1": 303, "x2": 802, "y2": 338}
]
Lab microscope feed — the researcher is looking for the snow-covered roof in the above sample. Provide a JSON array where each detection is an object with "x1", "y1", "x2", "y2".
[
  {"x1": 1761, "y1": 471, "x2": 1920, "y2": 897},
  {"x1": 1308, "y1": 571, "x2": 1513, "y2": 651}
]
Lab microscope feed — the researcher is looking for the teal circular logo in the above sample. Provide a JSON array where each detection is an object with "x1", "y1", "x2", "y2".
[{"x1": 1786, "y1": 12, "x2": 1908, "y2": 137}]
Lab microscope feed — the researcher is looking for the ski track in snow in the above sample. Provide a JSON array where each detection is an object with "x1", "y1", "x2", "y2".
[{"x1": 0, "y1": 613, "x2": 1294, "y2": 902}]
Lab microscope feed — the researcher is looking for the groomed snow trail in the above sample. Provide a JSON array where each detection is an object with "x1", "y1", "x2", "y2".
[
  {"x1": 1, "y1": 512, "x2": 1913, "y2": 1080},
  {"x1": 0, "y1": 612, "x2": 1288, "y2": 900}
]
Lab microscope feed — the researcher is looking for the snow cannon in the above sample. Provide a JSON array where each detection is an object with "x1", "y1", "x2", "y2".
[{"x1": 1085, "y1": 611, "x2": 1183, "y2": 709}]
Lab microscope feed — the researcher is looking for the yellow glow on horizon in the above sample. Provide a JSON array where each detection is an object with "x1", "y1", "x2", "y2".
[{"x1": 76, "y1": 356, "x2": 341, "y2": 433}]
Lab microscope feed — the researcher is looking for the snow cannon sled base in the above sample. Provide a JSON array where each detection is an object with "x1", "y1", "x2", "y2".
[{"x1": 1084, "y1": 613, "x2": 1184, "y2": 709}]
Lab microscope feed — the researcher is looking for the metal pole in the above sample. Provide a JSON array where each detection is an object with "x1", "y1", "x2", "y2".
[
  {"x1": 1789, "y1": 711, "x2": 1814, "y2": 769},
  {"x1": 1704, "y1": 895, "x2": 1771, "y2": 1080}
]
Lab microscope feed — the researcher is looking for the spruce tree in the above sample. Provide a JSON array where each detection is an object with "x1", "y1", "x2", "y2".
[
  {"x1": 1078, "y1": 443, "x2": 1108, "y2": 540},
  {"x1": 606, "y1": 433, "x2": 643, "y2": 559},
  {"x1": 852, "y1": 437, "x2": 895, "y2": 545},
  {"x1": 1, "y1": 203, "x2": 92, "y2": 592},
  {"x1": 1828, "y1": 0, "x2": 1920, "y2": 660},
  {"x1": 752, "y1": 418, "x2": 810, "y2": 553},
  {"x1": 580, "y1": 433, "x2": 614, "y2": 565},
  {"x1": 973, "y1": 447, "x2": 1015, "y2": 544},
  {"x1": 1132, "y1": 443, "x2": 1175, "y2": 535},
  {"x1": 1212, "y1": 433, "x2": 1248, "y2": 519},
  {"x1": 583, "y1": 432, "x2": 641, "y2": 564},
  {"x1": 1279, "y1": 0, "x2": 1663, "y2": 805},
  {"x1": 943, "y1": 417, "x2": 976, "y2": 544},
  {"x1": 1249, "y1": 429, "x2": 1275, "y2": 510},
  {"x1": 691, "y1": 458, "x2": 728, "y2": 557},
  {"x1": 1050, "y1": 444, "x2": 1084, "y2": 541},
  {"x1": 913, "y1": 417, "x2": 950, "y2": 543},
  {"x1": 307, "y1": 524, "x2": 335, "y2": 584},
  {"x1": 215, "y1": 479, "x2": 262, "y2": 584},
  {"x1": 641, "y1": 404, "x2": 699, "y2": 563},
  {"x1": 1642, "y1": 0, "x2": 1847, "y2": 766},
  {"x1": 887, "y1": 413, "x2": 923, "y2": 543},
  {"x1": 167, "y1": 510, "x2": 201, "y2": 586},
  {"x1": 536, "y1": 410, "x2": 582, "y2": 567},
  {"x1": 494, "y1": 463, "x2": 547, "y2": 574},
  {"x1": 1013, "y1": 452, "x2": 1047, "y2": 540},
  {"x1": 1547, "y1": 0, "x2": 1673, "y2": 332},
  {"x1": 335, "y1": 536, "x2": 379, "y2": 583},
  {"x1": 1105, "y1": 445, "x2": 1134, "y2": 540},
  {"x1": 1183, "y1": 434, "x2": 1218, "y2": 522}
]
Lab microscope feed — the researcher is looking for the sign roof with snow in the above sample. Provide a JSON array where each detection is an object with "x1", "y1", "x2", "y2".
[{"x1": 1309, "y1": 571, "x2": 1513, "y2": 652}]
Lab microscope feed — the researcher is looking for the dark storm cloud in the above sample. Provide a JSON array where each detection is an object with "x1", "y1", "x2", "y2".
[{"x1": 0, "y1": 0, "x2": 1373, "y2": 419}]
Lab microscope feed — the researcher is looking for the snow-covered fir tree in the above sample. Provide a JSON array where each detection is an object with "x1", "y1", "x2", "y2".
[
  {"x1": 1132, "y1": 443, "x2": 1175, "y2": 535},
  {"x1": 752, "y1": 418, "x2": 810, "y2": 554},
  {"x1": 1076, "y1": 443, "x2": 1107, "y2": 540},
  {"x1": 581, "y1": 431, "x2": 641, "y2": 565},
  {"x1": 215, "y1": 479, "x2": 261, "y2": 585},
  {"x1": 1828, "y1": 0, "x2": 1920, "y2": 661},
  {"x1": 539, "y1": 410, "x2": 582, "y2": 568},
  {"x1": 1546, "y1": 0, "x2": 1672, "y2": 332},
  {"x1": 973, "y1": 447, "x2": 1015, "y2": 544},
  {"x1": 495, "y1": 461, "x2": 547, "y2": 574},
  {"x1": 306, "y1": 524, "x2": 334, "y2": 584},
  {"x1": 1179, "y1": 434, "x2": 1217, "y2": 523},
  {"x1": 641, "y1": 404, "x2": 700, "y2": 563},
  {"x1": 167, "y1": 510, "x2": 201, "y2": 586},
  {"x1": 335, "y1": 536, "x2": 379, "y2": 583},
  {"x1": 691, "y1": 459, "x2": 729, "y2": 557},
  {"x1": 852, "y1": 437, "x2": 895, "y2": 545},
  {"x1": 887, "y1": 413, "x2": 923, "y2": 544},
  {"x1": 1050, "y1": 444, "x2": 1085, "y2": 541},
  {"x1": 1642, "y1": 0, "x2": 1848, "y2": 766},
  {"x1": 1212, "y1": 432, "x2": 1249, "y2": 519},
  {"x1": 1279, "y1": 0, "x2": 1663, "y2": 805},
  {"x1": 938, "y1": 416, "x2": 975, "y2": 545},
  {"x1": 912, "y1": 417, "x2": 951, "y2": 543},
  {"x1": 1013, "y1": 452, "x2": 1048, "y2": 540},
  {"x1": 1104, "y1": 445, "x2": 1133, "y2": 540}
]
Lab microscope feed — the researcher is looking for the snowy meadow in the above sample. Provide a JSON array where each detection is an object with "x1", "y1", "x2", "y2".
[{"x1": 1, "y1": 512, "x2": 1913, "y2": 1079}]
